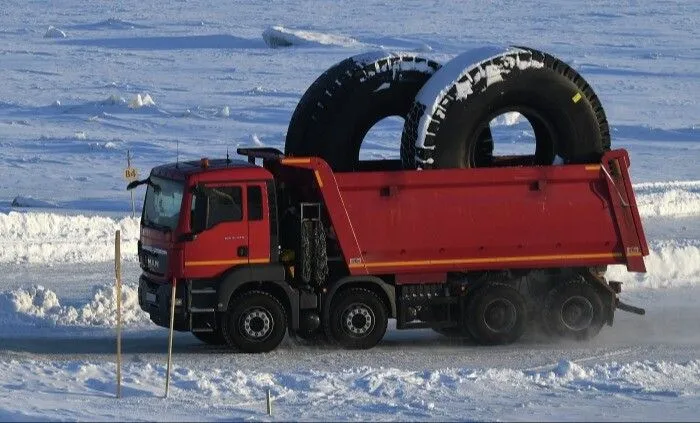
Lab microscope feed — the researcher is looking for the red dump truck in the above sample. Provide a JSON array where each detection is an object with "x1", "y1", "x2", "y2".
[{"x1": 130, "y1": 147, "x2": 648, "y2": 353}]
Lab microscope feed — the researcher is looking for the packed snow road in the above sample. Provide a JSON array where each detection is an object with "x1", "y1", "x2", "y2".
[
  {"x1": 0, "y1": 260, "x2": 698, "y2": 371},
  {"x1": 1, "y1": 260, "x2": 699, "y2": 421}
]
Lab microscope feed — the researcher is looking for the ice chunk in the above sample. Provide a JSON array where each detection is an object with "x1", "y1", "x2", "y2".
[
  {"x1": 44, "y1": 26, "x2": 66, "y2": 38},
  {"x1": 262, "y1": 25, "x2": 359, "y2": 48},
  {"x1": 128, "y1": 93, "x2": 156, "y2": 109},
  {"x1": 216, "y1": 106, "x2": 230, "y2": 117},
  {"x1": 11, "y1": 196, "x2": 59, "y2": 209}
]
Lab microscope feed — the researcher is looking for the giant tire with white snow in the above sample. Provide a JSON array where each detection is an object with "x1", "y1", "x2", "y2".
[
  {"x1": 284, "y1": 52, "x2": 446, "y2": 172},
  {"x1": 400, "y1": 47, "x2": 610, "y2": 169}
]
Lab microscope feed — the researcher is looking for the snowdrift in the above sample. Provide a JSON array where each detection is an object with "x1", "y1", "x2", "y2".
[
  {"x1": 0, "y1": 211, "x2": 139, "y2": 264},
  {"x1": 0, "y1": 283, "x2": 149, "y2": 329},
  {"x1": 606, "y1": 240, "x2": 700, "y2": 289},
  {"x1": 262, "y1": 25, "x2": 360, "y2": 48},
  {"x1": 0, "y1": 358, "x2": 697, "y2": 421},
  {"x1": 635, "y1": 180, "x2": 700, "y2": 218}
]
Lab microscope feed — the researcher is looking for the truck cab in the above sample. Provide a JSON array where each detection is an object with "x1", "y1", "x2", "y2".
[{"x1": 134, "y1": 156, "x2": 294, "y2": 347}]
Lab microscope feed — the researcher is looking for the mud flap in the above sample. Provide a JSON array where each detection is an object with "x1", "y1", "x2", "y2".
[{"x1": 616, "y1": 300, "x2": 646, "y2": 315}]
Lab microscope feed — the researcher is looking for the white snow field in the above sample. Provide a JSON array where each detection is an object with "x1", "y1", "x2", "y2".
[{"x1": 1, "y1": 0, "x2": 699, "y2": 421}]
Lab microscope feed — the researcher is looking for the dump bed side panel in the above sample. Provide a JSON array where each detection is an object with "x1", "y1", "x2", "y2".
[{"x1": 281, "y1": 150, "x2": 647, "y2": 277}]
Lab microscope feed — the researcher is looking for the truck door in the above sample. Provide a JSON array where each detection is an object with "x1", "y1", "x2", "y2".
[{"x1": 183, "y1": 183, "x2": 249, "y2": 278}]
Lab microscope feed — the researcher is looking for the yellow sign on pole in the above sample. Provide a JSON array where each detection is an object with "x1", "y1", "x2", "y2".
[
  {"x1": 125, "y1": 150, "x2": 138, "y2": 218},
  {"x1": 124, "y1": 167, "x2": 138, "y2": 181}
]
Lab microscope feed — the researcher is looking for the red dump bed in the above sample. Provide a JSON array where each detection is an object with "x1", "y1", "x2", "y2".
[{"x1": 279, "y1": 149, "x2": 648, "y2": 278}]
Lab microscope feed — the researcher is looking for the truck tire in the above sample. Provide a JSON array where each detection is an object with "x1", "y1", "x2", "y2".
[
  {"x1": 284, "y1": 51, "x2": 442, "y2": 172},
  {"x1": 466, "y1": 282, "x2": 527, "y2": 345},
  {"x1": 401, "y1": 47, "x2": 610, "y2": 169},
  {"x1": 542, "y1": 279, "x2": 605, "y2": 340},
  {"x1": 327, "y1": 287, "x2": 388, "y2": 349},
  {"x1": 221, "y1": 290, "x2": 287, "y2": 353}
]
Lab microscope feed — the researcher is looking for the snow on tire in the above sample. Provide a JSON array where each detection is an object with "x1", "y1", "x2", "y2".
[
  {"x1": 284, "y1": 51, "x2": 441, "y2": 172},
  {"x1": 400, "y1": 46, "x2": 611, "y2": 169}
]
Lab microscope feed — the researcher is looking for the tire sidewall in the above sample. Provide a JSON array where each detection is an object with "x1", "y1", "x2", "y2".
[
  {"x1": 329, "y1": 288, "x2": 388, "y2": 349},
  {"x1": 405, "y1": 49, "x2": 608, "y2": 170},
  {"x1": 467, "y1": 284, "x2": 527, "y2": 345},
  {"x1": 433, "y1": 66, "x2": 604, "y2": 168},
  {"x1": 285, "y1": 54, "x2": 440, "y2": 171},
  {"x1": 544, "y1": 281, "x2": 605, "y2": 340},
  {"x1": 309, "y1": 67, "x2": 437, "y2": 171},
  {"x1": 223, "y1": 292, "x2": 287, "y2": 353}
]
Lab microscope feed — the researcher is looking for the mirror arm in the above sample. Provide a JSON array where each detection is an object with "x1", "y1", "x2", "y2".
[{"x1": 127, "y1": 178, "x2": 148, "y2": 191}]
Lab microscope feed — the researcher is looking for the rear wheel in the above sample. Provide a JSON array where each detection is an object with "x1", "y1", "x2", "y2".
[
  {"x1": 222, "y1": 291, "x2": 287, "y2": 353},
  {"x1": 466, "y1": 283, "x2": 527, "y2": 345},
  {"x1": 327, "y1": 288, "x2": 388, "y2": 349},
  {"x1": 542, "y1": 279, "x2": 605, "y2": 340}
]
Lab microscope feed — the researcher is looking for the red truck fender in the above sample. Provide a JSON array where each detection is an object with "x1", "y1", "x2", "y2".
[{"x1": 216, "y1": 263, "x2": 300, "y2": 330}]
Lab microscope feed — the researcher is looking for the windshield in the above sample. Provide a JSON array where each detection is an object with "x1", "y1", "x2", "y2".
[{"x1": 143, "y1": 176, "x2": 184, "y2": 231}]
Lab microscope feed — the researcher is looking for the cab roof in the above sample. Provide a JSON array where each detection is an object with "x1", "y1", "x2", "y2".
[{"x1": 150, "y1": 157, "x2": 271, "y2": 181}]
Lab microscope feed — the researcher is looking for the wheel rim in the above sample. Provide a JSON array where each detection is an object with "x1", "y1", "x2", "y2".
[
  {"x1": 560, "y1": 295, "x2": 594, "y2": 331},
  {"x1": 239, "y1": 307, "x2": 274, "y2": 341},
  {"x1": 341, "y1": 303, "x2": 375, "y2": 338},
  {"x1": 483, "y1": 298, "x2": 517, "y2": 334}
]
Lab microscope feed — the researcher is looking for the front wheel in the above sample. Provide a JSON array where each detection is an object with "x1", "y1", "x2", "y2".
[
  {"x1": 222, "y1": 291, "x2": 287, "y2": 353},
  {"x1": 327, "y1": 288, "x2": 388, "y2": 349}
]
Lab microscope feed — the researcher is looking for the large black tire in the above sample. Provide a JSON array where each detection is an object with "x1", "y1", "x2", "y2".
[
  {"x1": 326, "y1": 288, "x2": 388, "y2": 349},
  {"x1": 221, "y1": 290, "x2": 287, "y2": 353},
  {"x1": 466, "y1": 282, "x2": 528, "y2": 345},
  {"x1": 401, "y1": 46, "x2": 610, "y2": 170},
  {"x1": 542, "y1": 278, "x2": 605, "y2": 341},
  {"x1": 284, "y1": 52, "x2": 442, "y2": 172}
]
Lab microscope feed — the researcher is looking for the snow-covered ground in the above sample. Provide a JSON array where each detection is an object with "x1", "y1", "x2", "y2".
[{"x1": 1, "y1": 0, "x2": 699, "y2": 421}]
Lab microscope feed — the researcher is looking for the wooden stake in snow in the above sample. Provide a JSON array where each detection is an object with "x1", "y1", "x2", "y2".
[
  {"x1": 267, "y1": 389, "x2": 272, "y2": 416},
  {"x1": 115, "y1": 230, "x2": 122, "y2": 399},
  {"x1": 164, "y1": 278, "x2": 177, "y2": 398}
]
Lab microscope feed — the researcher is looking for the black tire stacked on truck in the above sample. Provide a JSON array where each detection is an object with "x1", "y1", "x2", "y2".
[
  {"x1": 400, "y1": 46, "x2": 610, "y2": 169},
  {"x1": 284, "y1": 51, "x2": 443, "y2": 172}
]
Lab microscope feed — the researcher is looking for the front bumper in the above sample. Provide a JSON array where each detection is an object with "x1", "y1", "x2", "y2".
[{"x1": 138, "y1": 275, "x2": 189, "y2": 331}]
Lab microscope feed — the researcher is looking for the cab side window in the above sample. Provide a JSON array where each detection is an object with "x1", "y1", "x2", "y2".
[
  {"x1": 191, "y1": 186, "x2": 243, "y2": 231},
  {"x1": 208, "y1": 186, "x2": 243, "y2": 225},
  {"x1": 247, "y1": 185, "x2": 263, "y2": 221}
]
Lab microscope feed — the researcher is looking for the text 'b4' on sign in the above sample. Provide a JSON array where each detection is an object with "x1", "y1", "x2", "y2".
[{"x1": 124, "y1": 167, "x2": 138, "y2": 181}]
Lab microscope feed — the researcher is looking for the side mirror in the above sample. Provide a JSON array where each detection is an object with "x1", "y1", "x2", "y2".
[{"x1": 127, "y1": 179, "x2": 147, "y2": 190}]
